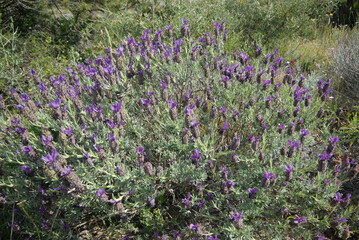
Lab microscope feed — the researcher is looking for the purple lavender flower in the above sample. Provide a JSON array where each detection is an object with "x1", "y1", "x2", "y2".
[
  {"x1": 330, "y1": 137, "x2": 340, "y2": 144},
  {"x1": 293, "y1": 215, "x2": 307, "y2": 224},
  {"x1": 262, "y1": 172, "x2": 277, "y2": 188},
  {"x1": 333, "y1": 217, "x2": 347, "y2": 223},
  {"x1": 300, "y1": 129, "x2": 309, "y2": 136},
  {"x1": 61, "y1": 126, "x2": 73, "y2": 135},
  {"x1": 172, "y1": 230, "x2": 181, "y2": 239},
  {"x1": 29, "y1": 69, "x2": 37, "y2": 75},
  {"x1": 183, "y1": 105, "x2": 195, "y2": 119},
  {"x1": 61, "y1": 165, "x2": 73, "y2": 176},
  {"x1": 278, "y1": 123, "x2": 285, "y2": 134},
  {"x1": 230, "y1": 135, "x2": 241, "y2": 150},
  {"x1": 191, "y1": 149, "x2": 203, "y2": 159},
  {"x1": 42, "y1": 221, "x2": 49, "y2": 230},
  {"x1": 108, "y1": 132, "x2": 116, "y2": 142},
  {"x1": 231, "y1": 153, "x2": 239, "y2": 163},
  {"x1": 288, "y1": 140, "x2": 300, "y2": 149},
  {"x1": 319, "y1": 151, "x2": 333, "y2": 161},
  {"x1": 20, "y1": 93, "x2": 30, "y2": 102},
  {"x1": 189, "y1": 223, "x2": 200, "y2": 233},
  {"x1": 221, "y1": 121, "x2": 229, "y2": 131},
  {"x1": 182, "y1": 192, "x2": 192, "y2": 208},
  {"x1": 160, "y1": 81, "x2": 167, "y2": 89},
  {"x1": 300, "y1": 129, "x2": 309, "y2": 143},
  {"x1": 248, "y1": 134, "x2": 256, "y2": 142},
  {"x1": 96, "y1": 189, "x2": 106, "y2": 198},
  {"x1": 248, "y1": 188, "x2": 258, "y2": 199},
  {"x1": 230, "y1": 209, "x2": 244, "y2": 229},
  {"x1": 15, "y1": 127, "x2": 26, "y2": 134},
  {"x1": 105, "y1": 119, "x2": 116, "y2": 129},
  {"x1": 315, "y1": 232, "x2": 327, "y2": 240},
  {"x1": 196, "y1": 199, "x2": 206, "y2": 208},
  {"x1": 147, "y1": 197, "x2": 155, "y2": 208},
  {"x1": 20, "y1": 145, "x2": 33, "y2": 154},
  {"x1": 42, "y1": 148, "x2": 59, "y2": 164},
  {"x1": 183, "y1": 89, "x2": 193, "y2": 104},
  {"x1": 219, "y1": 121, "x2": 229, "y2": 135},
  {"x1": 221, "y1": 165, "x2": 229, "y2": 179},
  {"x1": 264, "y1": 96, "x2": 274, "y2": 106},
  {"x1": 334, "y1": 192, "x2": 345, "y2": 203},
  {"x1": 20, "y1": 165, "x2": 34, "y2": 177},
  {"x1": 285, "y1": 165, "x2": 293, "y2": 181},
  {"x1": 11, "y1": 117, "x2": 20, "y2": 125},
  {"x1": 140, "y1": 98, "x2": 151, "y2": 106},
  {"x1": 285, "y1": 165, "x2": 293, "y2": 173},
  {"x1": 49, "y1": 98, "x2": 61, "y2": 109},
  {"x1": 168, "y1": 99, "x2": 177, "y2": 109},
  {"x1": 60, "y1": 221, "x2": 71, "y2": 231},
  {"x1": 180, "y1": 18, "x2": 190, "y2": 37},
  {"x1": 190, "y1": 120, "x2": 201, "y2": 127},
  {"x1": 93, "y1": 145, "x2": 102, "y2": 152},
  {"x1": 205, "y1": 235, "x2": 219, "y2": 240},
  {"x1": 323, "y1": 179, "x2": 331, "y2": 184},
  {"x1": 145, "y1": 91, "x2": 154, "y2": 97},
  {"x1": 111, "y1": 101, "x2": 122, "y2": 113},
  {"x1": 327, "y1": 137, "x2": 340, "y2": 153},
  {"x1": 230, "y1": 211, "x2": 244, "y2": 223},
  {"x1": 344, "y1": 193, "x2": 351, "y2": 201},
  {"x1": 137, "y1": 147, "x2": 144, "y2": 155},
  {"x1": 96, "y1": 189, "x2": 109, "y2": 202},
  {"x1": 13, "y1": 104, "x2": 25, "y2": 109}
]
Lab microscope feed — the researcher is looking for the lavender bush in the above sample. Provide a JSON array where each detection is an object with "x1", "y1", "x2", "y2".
[{"x1": 0, "y1": 20, "x2": 358, "y2": 239}]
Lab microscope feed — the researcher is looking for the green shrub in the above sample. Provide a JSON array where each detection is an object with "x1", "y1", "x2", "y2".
[
  {"x1": 225, "y1": 0, "x2": 340, "y2": 48},
  {"x1": 339, "y1": 106, "x2": 359, "y2": 147},
  {"x1": 0, "y1": 20, "x2": 357, "y2": 239},
  {"x1": 333, "y1": 30, "x2": 359, "y2": 103}
]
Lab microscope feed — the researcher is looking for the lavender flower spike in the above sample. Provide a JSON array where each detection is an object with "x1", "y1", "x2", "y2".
[
  {"x1": 21, "y1": 165, "x2": 34, "y2": 177},
  {"x1": 285, "y1": 165, "x2": 293, "y2": 181},
  {"x1": 49, "y1": 98, "x2": 61, "y2": 109},
  {"x1": 248, "y1": 188, "x2": 258, "y2": 199},
  {"x1": 42, "y1": 148, "x2": 59, "y2": 164},
  {"x1": 191, "y1": 149, "x2": 203, "y2": 159},
  {"x1": 293, "y1": 215, "x2": 307, "y2": 224},
  {"x1": 96, "y1": 189, "x2": 109, "y2": 202},
  {"x1": 230, "y1": 210, "x2": 244, "y2": 229},
  {"x1": 111, "y1": 101, "x2": 122, "y2": 113}
]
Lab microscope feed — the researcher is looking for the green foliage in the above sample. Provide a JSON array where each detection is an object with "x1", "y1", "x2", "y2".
[
  {"x1": 339, "y1": 106, "x2": 359, "y2": 146},
  {"x1": 0, "y1": 24, "x2": 27, "y2": 95},
  {"x1": 223, "y1": 0, "x2": 340, "y2": 48},
  {"x1": 0, "y1": 0, "x2": 358, "y2": 239},
  {"x1": 333, "y1": 30, "x2": 359, "y2": 103},
  {"x1": 0, "y1": 20, "x2": 357, "y2": 239}
]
